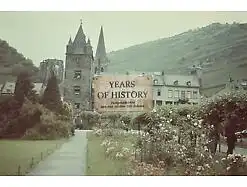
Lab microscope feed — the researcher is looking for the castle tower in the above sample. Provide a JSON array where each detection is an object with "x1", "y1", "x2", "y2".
[
  {"x1": 94, "y1": 26, "x2": 109, "y2": 74},
  {"x1": 63, "y1": 21, "x2": 94, "y2": 112}
]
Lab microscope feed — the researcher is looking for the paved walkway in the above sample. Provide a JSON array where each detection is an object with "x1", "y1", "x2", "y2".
[
  {"x1": 27, "y1": 130, "x2": 88, "y2": 176},
  {"x1": 219, "y1": 144, "x2": 247, "y2": 155}
]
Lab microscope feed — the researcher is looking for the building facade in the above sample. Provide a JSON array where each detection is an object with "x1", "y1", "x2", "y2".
[
  {"x1": 152, "y1": 72, "x2": 201, "y2": 107},
  {"x1": 63, "y1": 23, "x2": 108, "y2": 113},
  {"x1": 0, "y1": 82, "x2": 45, "y2": 96},
  {"x1": 39, "y1": 59, "x2": 64, "y2": 84}
]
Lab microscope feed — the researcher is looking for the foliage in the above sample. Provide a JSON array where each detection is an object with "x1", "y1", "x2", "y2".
[
  {"x1": 0, "y1": 39, "x2": 39, "y2": 80},
  {"x1": 0, "y1": 96, "x2": 73, "y2": 140},
  {"x1": 0, "y1": 99, "x2": 42, "y2": 139},
  {"x1": 101, "y1": 113, "x2": 122, "y2": 128},
  {"x1": 41, "y1": 71, "x2": 63, "y2": 114},
  {"x1": 14, "y1": 71, "x2": 38, "y2": 105},
  {"x1": 78, "y1": 111, "x2": 101, "y2": 130},
  {"x1": 107, "y1": 22, "x2": 247, "y2": 94},
  {"x1": 92, "y1": 92, "x2": 247, "y2": 176},
  {"x1": 199, "y1": 91, "x2": 247, "y2": 131},
  {"x1": 23, "y1": 103, "x2": 72, "y2": 140}
]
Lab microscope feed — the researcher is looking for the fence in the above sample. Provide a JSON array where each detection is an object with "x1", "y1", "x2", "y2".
[{"x1": 16, "y1": 143, "x2": 63, "y2": 176}]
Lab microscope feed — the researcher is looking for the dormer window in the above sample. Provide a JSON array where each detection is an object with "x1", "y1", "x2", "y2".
[
  {"x1": 174, "y1": 80, "x2": 178, "y2": 85},
  {"x1": 186, "y1": 81, "x2": 191, "y2": 86},
  {"x1": 153, "y1": 79, "x2": 158, "y2": 84}
]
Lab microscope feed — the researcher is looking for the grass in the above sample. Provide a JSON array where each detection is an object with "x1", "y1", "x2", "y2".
[
  {"x1": 86, "y1": 132, "x2": 135, "y2": 176},
  {"x1": 0, "y1": 139, "x2": 66, "y2": 176}
]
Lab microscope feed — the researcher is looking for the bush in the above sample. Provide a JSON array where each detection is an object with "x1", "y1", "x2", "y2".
[
  {"x1": 23, "y1": 105, "x2": 72, "y2": 140},
  {"x1": 78, "y1": 111, "x2": 101, "y2": 130}
]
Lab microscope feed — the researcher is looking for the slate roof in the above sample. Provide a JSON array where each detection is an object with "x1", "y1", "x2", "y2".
[
  {"x1": 1, "y1": 82, "x2": 45, "y2": 95},
  {"x1": 1, "y1": 82, "x2": 16, "y2": 94},
  {"x1": 164, "y1": 74, "x2": 200, "y2": 87},
  {"x1": 96, "y1": 71, "x2": 200, "y2": 87}
]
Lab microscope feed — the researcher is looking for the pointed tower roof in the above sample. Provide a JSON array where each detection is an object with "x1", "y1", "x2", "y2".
[
  {"x1": 95, "y1": 26, "x2": 107, "y2": 60},
  {"x1": 73, "y1": 21, "x2": 86, "y2": 43},
  {"x1": 68, "y1": 36, "x2": 72, "y2": 45},
  {"x1": 87, "y1": 38, "x2": 91, "y2": 45}
]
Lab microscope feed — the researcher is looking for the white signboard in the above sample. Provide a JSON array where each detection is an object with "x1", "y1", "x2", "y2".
[{"x1": 93, "y1": 75, "x2": 153, "y2": 112}]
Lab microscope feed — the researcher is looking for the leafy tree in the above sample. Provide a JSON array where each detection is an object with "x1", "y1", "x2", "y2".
[
  {"x1": 41, "y1": 70, "x2": 63, "y2": 114},
  {"x1": 14, "y1": 71, "x2": 37, "y2": 105}
]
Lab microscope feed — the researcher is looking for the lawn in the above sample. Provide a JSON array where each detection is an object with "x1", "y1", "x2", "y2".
[
  {"x1": 86, "y1": 132, "x2": 135, "y2": 176},
  {"x1": 0, "y1": 139, "x2": 66, "y2": 175}
]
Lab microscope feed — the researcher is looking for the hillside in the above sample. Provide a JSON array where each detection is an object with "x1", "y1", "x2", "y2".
[
  {"x1": 0, "y1": 39, "x2": 39, "y2": 83},
  {"x1": 107, "y1": 22, "x2": 247, "y2": 94}
]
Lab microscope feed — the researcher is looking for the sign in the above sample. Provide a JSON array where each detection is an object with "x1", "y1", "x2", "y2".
[{"x1": 93, "y1": 75, "x2": 153, "y2": 112}]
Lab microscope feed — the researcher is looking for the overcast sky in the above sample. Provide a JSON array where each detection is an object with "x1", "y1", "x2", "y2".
[{"x1": 1, "y1": 11, "x2": 247, "y2": 66}]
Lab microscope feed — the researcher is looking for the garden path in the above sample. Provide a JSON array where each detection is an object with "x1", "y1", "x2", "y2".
[{"x1": 27, "y1": 130, "x2": 88, "y2": 176}]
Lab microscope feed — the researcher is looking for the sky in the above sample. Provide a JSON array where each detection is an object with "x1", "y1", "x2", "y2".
[{"x1": 1, "y1": 11, "x2": 247, "y2": 66}]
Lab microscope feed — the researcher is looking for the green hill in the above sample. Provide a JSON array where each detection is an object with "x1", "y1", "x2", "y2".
[
  {"x1": 107, "y1": 22, "x2": 247, "y2": 92},
  {"x1": 0, "y1": 39, "x2": 39, "y2": 83}
]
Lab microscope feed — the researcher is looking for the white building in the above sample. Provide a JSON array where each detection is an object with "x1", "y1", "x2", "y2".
[{"x1": 151, "y1": 72, "x2": 201, "y2": 106}]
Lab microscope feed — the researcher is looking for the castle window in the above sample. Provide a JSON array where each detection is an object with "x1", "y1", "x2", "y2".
[
  {"x1": 74, "y1": 103, "x2": 80, "y2": 109},
  {"x1": 157, "y1": 89, "x2": 161, "y2": 96},
  {"x1": 74, "y1": 70, "x2": 82, "y2": 79},
  {"x1": 193, "y1": 91, "x2": 198, "y2": 99},
  {"x1": 95, "y1": 67, "x2": 97, "y2": 74},
  {"x1": 75, "y1": 58, "x2": 80, "y2": 67},
  {"x1": 168, "y1": 90, "x2": 173, "y2": 98},
  {"x1": 101, "y1": 67, "x2": 104, "y2": 72},
  {"x1": 73, "y1": 86, "x2": 81, "y2": 95}
]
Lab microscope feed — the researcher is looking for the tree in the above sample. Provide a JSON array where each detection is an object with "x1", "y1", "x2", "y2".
[
  {"x1": 41, "y1": 70, "x2": 63, "y2": 114},
  {"x1": 14, "y1": 71, "x2": 37, "y2": 105}
]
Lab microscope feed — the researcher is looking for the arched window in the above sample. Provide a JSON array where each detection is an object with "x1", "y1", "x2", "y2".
[
  {"x1": 153, "y1": 79, "x2": 158, "y2": 84},
  {"x1": 101, "y1": 67, "x2": 104, "y2": 72},
  {"x1": 95, "y1": 67, "x2": 97, "y2": 74},
  {"x1": 157, "y1": 89, "x2": 161, "y2": 96}
]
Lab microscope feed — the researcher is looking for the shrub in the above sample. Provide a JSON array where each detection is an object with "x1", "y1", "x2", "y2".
[
  {"x1": 23, "y1": 105, "x2": 72, "y2": 140},
  {"x1": 78, "y1": 111, "x2": 101, "y2": 130}
]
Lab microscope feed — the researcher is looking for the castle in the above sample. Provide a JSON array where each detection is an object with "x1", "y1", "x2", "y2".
[{"x1": 63, "y1": 22, "x2": 109, "y2": 113}]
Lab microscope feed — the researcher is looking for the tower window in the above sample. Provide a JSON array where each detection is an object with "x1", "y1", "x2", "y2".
[
  {"x1": 75, "y1": 58, "x2": 80, "y2": 67},
  {"x1": 101, "y1": 67, "x2": 104, "y2": 72},
  {"x1": 74, "y1": 103, "x2": 80, "y2": 109},
  {"x1": 73, "y1": 86, "x2": 81, "y2": 95},
  {"x1": 157, "y1": 89, "x2": 161, "y2": 96},
  {"x1": 74, "y1": 70, "x2": 82, "y2": 79},
  {"x1": 95, "y1": 67, "x2": 97, "y2": 74}
]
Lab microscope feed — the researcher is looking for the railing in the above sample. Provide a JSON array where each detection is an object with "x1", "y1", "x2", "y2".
[{"x1": 16, "y1": 143, "x2": 63, "y2": 176}]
